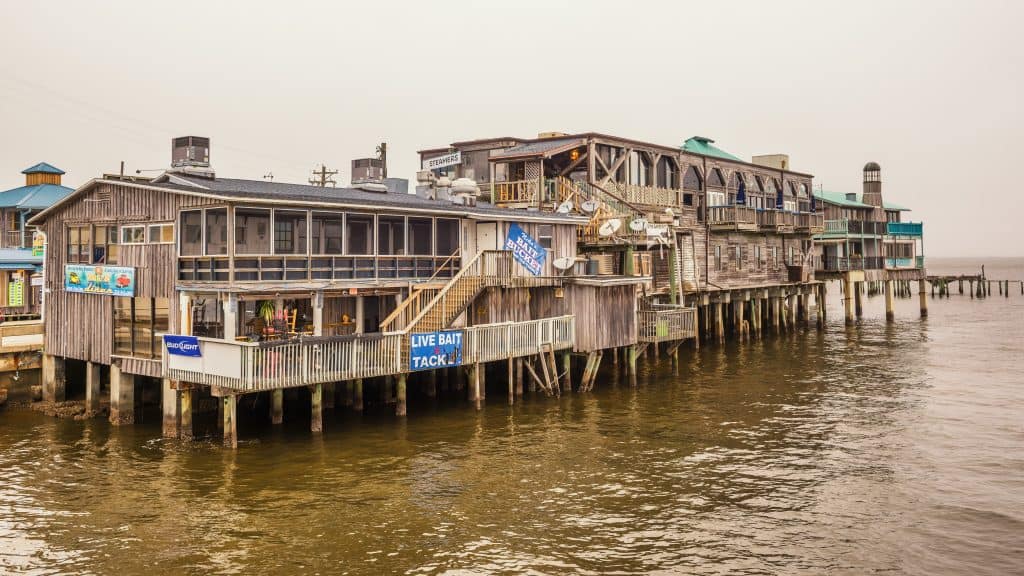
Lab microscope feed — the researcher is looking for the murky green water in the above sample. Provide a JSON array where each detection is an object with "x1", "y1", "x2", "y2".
[{"x1": 2, "y1": 258, "x2": 1023, "y2": 575}]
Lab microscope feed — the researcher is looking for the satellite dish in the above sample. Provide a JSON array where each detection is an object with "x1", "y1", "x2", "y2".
[
  {"x1": 629, "y1": 218, "x2": 649, "y2": 232},
  {"x1": 581, "y1": 200, "x2": 599, "y2": 213},
  {"x1": 553, "y1": 256, "x2": 575, "y2": 270},
  {"x1": 556, "y1": 200, "x2": 573, "y2": 214},
  {"x1": 599, "y1": 218, "x2": 622, "y2": 237}
]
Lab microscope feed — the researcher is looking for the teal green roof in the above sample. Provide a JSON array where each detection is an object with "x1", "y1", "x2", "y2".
[
  {"x1": 0, "y1": 183, "x2": 74, "y2": 209},
  {"x1": 815, "y1": 190, "x2": 911, "y2": 211},
  {"x1": 681, "y1": 136, "x2": 744, "y2": 162},
  {"x1": 21, "y1": 162, "x2": 65, "y2": 175}
]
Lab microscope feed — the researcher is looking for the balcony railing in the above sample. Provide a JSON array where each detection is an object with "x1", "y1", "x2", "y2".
[
  {"x1": 178, "y1": 255, "x2": 462, "y2": 283},
  {"x1": 4, "y1": 229, "x2": 31, "y2": 249},
  {"x1": 847, "y1": 220, "x2": 888, "y2": 236},
  {"x1": 602, "y1": 182, "x2": 679, "y2": 207},
  {"x1": 493, "y1": 179, "x2": 540, "y2": 206},
  {"x1": 638, "y1": 306, "x2": 697, "y2": 343},
  {"x1": 887, "y1": 222, "x2": 923, "y2": 237},
  {"x1": 165, "y1": 316, "x2": 576, "y2": 392},
  {"x1": 708, "y1": 205, "x2": 758, "y2": 231},
  {"x1": 884, "y1": 256, "x2": 925, "y2": 270},
  {"x1": 814, "y1": 256, "x2": 887, "y2": 272},
  {"x1": 795, "y1": 212, "x2": 825, "y2": 234}
]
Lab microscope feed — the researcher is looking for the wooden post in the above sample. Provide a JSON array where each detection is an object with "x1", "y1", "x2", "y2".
[
  {"x1": 854, "y1": 282, "x2": 863, "y2": 318},
  {"x1": 715, "y1": 302, "x2": 725, "y2": 344},
  {"x1": 311, "y1": 383, "x2": 323, "y2": 433},
  {"x1": 223, "y1": 395, "x2": 237, "y2": 449},
  {"x1": 507, "y1": 357, "x2": 514, "y2": 405},
  {"x1": 354, "y1": 379, "x2": 364, "y2": 412},
  {"x1": 736, "y1": 300, "x2": 746, "y2": 341},
  {"x1": 515, "y1": 358, "x2": 524, "y2": 396},
  {"x1": 692, "y1": 305, "x2": 701, "y2": 349},
  {"x1": 561, "y1": 351, "x2": 572, "y2": 393},
  {"x1": 473, "y1": 363, "x2": 482, "y2": 410},
  {"x1": 271, "y1": 389, "x2": 283, "y2": 424},
  {"x1": 885, "y1": 279, "x2": 895, "y2": 322},
  {"x1": 396, "y1": 374, "x2": 407, "y2": 416},
  {"x1": 41, "y1": 354, "x2": 66, "y2": 403},
  {"x1": 919, "y1": 279, "x2": 928, "y2": 318},
  {"x1": 622, "y1": 344, "x2": 630, "y2": 385},
  {"x1": 161, "y1": 379, "x2": 180, "y2": 438},
  {"x1": 85, "y1": 361, "x2": 101, "y2": 416},
  {"x1": 843, "y1": 277, "x2": 855, "y2": 325},
  {"x1": 180, "y1": 388, "x2": 193, "y2": 441},
  {"x1": 109, "y1": 363, "x2": 134, "y2": 426}
]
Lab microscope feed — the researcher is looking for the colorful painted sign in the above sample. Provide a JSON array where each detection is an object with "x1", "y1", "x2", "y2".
[
  {"x1": 409, "y1": 330, "x2": 463, "y2": 371},
  {"x1": 32, "y1": 232, "x2": 44, "y2": 257},
  {"x1": 164, "y1": 335, "x2": 202, "y2": 357},
  {"x1": 504, "y1": 223, "x2": 546, "y2": 276},
  {"x1": 64, "y1": 265, "x2": 136, "y2": 296}
]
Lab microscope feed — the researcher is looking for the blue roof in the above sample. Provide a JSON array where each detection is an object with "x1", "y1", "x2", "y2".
[
  {"x1": 0, "y1": 183, "x2": 74, "y2": 209},
  {"x1": 0, "y1": 248, "x2": 42, "y2": 270},
  {"x1": 21, "y1": 162, "x2": 65, "y2": 175}
]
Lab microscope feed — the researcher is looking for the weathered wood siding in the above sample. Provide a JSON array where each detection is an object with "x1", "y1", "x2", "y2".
[
  {"x1": 565, "y1": 284, "x2": 636, "y2": 352},
  {"x1": 40, "y1": 183, "x2": 218, "y2": 371}
]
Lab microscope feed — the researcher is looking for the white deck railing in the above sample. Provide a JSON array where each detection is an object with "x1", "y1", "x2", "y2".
[
  {"x1": 638, "y1": 306, "x2": 697, "y2": 343},
  {"x1": 166, "y1": 316, "x2": 576, "y2": 392}
]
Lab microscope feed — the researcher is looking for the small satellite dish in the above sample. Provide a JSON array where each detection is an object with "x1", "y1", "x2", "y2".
[
  {"x1": 629, "y1": 218, "x2": 649, "y2": 232},
  {"x1": 553, "y1": 256, "x2": 575, "y2": 270},
  {"x1": 556, "y1": 200, "x2": 573, "y2": 214},
  {"x1": 581, "y1": 200, "x2": 599, "y2": 213},
  {"x1": 599, "y1": 218, "x2": 622, "y2": 237}
]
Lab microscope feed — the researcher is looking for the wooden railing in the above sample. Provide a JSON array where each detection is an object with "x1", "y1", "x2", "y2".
[
  {"x1": 795, "y1": 212, "x2": 825, "y2": 233},
  {"x1": 379, "y1": 250, "x2": 461, "y2": 332},
  {"x1": 493, "y1": 180, "x2": 539, "y2": 205},
  {"x1": 603, "y1": 182, "x2": 678, "y2": 207},
  {"x1": 708, "y1": 205, "x2": 758, "y2": 230},
  {"x1": 824, "y1": 219, "x2": 848, "y2": 235},
  {"x1": 637, "y1": 306, "x2": 696, "y2": 343},
  {"x1": 461, "y1": 315, "x2": 575, "y2": 364},
  {"x1": 5, "y1": 229, "x2": 30, "y2": 249},
  {"x1": 166, "y1": 316, "x2": 577, "y2": 392}
]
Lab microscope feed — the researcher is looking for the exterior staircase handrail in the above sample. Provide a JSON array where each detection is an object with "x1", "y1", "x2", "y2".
[{"x1": 401, "y1": 250, "x2": 501, "y2": 335}]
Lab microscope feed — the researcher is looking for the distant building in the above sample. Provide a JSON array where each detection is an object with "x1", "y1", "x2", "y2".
[{"x1": 0, "y1": 163, "x2": 73, "y2": 317}]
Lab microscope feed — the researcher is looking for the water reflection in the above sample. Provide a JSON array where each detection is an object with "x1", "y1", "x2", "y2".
[{"x1": 2, "y1": 283, "x2": 1023, "y2": 575}]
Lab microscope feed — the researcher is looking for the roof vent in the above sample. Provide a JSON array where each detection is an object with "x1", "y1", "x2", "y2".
[
  {"x1": 171, "y1": 136, "x2": 214, "y2": 179},
  {"x1": 846, "y1": 193, "x2": 858, "y2": 201},
  {"x1": 355, "y1": 181, "x2": 388, "y2": 193}
]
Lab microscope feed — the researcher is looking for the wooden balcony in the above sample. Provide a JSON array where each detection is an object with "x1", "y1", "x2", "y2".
[
  {"x1": 602, "y1": 182, "x2": 679, "y2": 207},
  {"x1": 795, "y1": 212, "x2": 825, "y2": 234},
  {"x1": 756, "y1": 209, "x2": 794, "y2": 233},
  {"x1": 638, "y1": 306, "x2": 697, "y2": 343},
  {"x1": 493, "y1": 179, "x2": 540, "y2": 207},
  {"x1": 0, "y1": 320, "x2": 44, "y2": 353},
  {"x1": 4, "y1": 229, "x2": 31, "y2": 249},
  {"x1": 708, "y1": 205, "x2": 758, "y2": 231},
  {"x1": 165, "y1": 316, "x2": 576, "y2": 392}
]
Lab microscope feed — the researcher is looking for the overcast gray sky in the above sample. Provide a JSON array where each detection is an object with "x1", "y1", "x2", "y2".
[{"x1": 1, "y1": 0, "x2": 1021, "y2": 257}]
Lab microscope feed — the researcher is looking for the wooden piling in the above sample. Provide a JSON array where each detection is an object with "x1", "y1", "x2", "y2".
[
  {"x1": 561, "y1": 351, "x2": 572, "y2": 393},
  {"x1": 161, "y1": 379, "x2": 180, "y2": 439},
  {"x1": 396, "y1": 374, "x2": 407, "y2": 416},
  {"x1": 311, "y1": 383, "x2": 323, "y2": 432},
  {"x1": 473, "y1": 363, "x2": 482, "y2": 410},
  {"x1": 85, "y1": 361, "x2": 101, "y2": 416},
  {"x1": 885, "y1": 279, "x2": 895, "y2": 322},
  {"x1": 109, "y1": 363, "x2": 134, "y2": 426},
  {"x1": 507, "y1": 357, "x2": 514, "y2": 405},
  {"x1": 180, "y1": 388, "x2": 193, "y2": 440},
  {"x1": 354, "y1": 379, "x2": 364, "y2": 411},
  {"x1": 627, "y1": 345, "x2": 638, "y2": 388},
  {"x1": 223, "y1": 395, "x2": 237, "y2": 449},
  {"x1": 271, "y1": 389, "x2": 283, "y2": 424},
  {"x1": 919, "y1": 279, "x2": 928, "y2": 318}
]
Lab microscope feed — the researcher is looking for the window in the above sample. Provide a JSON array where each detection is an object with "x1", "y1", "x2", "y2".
[
  {"x1": 311, "y1": 212, "x2": 343, "y2": 254},
  {"x1": 537, "y1": 224, "x2": 553, "y2": 250},
  {"x1": 346, "y1": 214, "x2": 374, "y2": 255},
  {"x1": 205, "y1": 208, "x2": 228, "y2": 255},
  {"x1": 378, "y1": 216, "x2": 405, "y2": 255},
  {"x1": 735, "y1": 245, "x2": 743, "y2": 270},
  {"x1": 771, "y1": 246, "x2": 779, "y2": 269},
  {"x1": 714, "y1": 245, "x2": 722, "y2": 271},
  {"x1": 273, "y1": 210, "x2": 307, "y2": 255},
  {"x1": 408, "y1": 217, "x2": 433, "y2": 255},
  {"x1": 754, "y1": 245, "x2": 762, "y2": 269},
  {"x1": 66, "y1": 225, "x2": 90, "y2": 264},
  {"x1": 179, "y1": 210, "x2": 203, "y2": 256},
  {"x1": 121, "y1": 225, "x2": 145, "y2": 245},
  {"x1": 435, "y1": 218, "x2": 459, "y2": 256},
  {"x1": 113, "y1": 297, "x2": 169, "y2": 359},
  {"x1": 788, "y1": 246, "x2": 796, "y2": 266},
  {"x1": 93, "y1": 225, "x2": 118, "y2": 264},
  {"x1": 144, "y1": 223, "x2": 173, "y2": 244},
  {"x1": 708, "y1": 191, "x2": 726, "y2": 207},
  {"x1": 235, "y1": 208, "x2": 271, "y2": 254}
]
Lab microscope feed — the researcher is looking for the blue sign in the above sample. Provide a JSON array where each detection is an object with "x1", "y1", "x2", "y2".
[
  {"x1": 64, "y1": 264, "x2": 136, "y2": 296},
  {"x1": 164, "y1": 335, "x2": 202, "y2": 357},
  {"x1": 409, "y1": 330, "x2": 462, "y2": 371},
  {"x1": 504, "y1": 223, "x2": 546, "y2": 276}
]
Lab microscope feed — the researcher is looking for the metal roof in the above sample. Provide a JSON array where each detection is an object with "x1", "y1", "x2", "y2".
[
  {"x1": 21, "y1": 162, "x2": 65, "y2": 175},
  {"x1": 30, "y1": 174, "x2": 586, "y2": 225},
  {"x1": 815, "y1": 190, "x2": 910, "y2": 211},
  {"x1": 0, "y1": 248, "x2": 42, "y2": 269},
  {"x1": 0, "y1": 183, "x2": 74, "y2": 209},
  {"x1": 681, "y1": 137, "x2": 744, "y2": 162},
  {"x1": 488, "y1": 138, "x2": 584, "y2": 160}
]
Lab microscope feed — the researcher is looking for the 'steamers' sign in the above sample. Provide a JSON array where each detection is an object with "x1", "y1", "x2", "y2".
[
  {"x1": 504, "y1": 223, "x2": 545, "y2": 276},
  {"x1": 409, "y1": 330, "x2": 463, "y2": 371}
]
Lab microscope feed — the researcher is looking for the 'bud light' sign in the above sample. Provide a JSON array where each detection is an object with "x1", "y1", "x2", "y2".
[
  {"x1": 164, "y1": 335, "x2": 202, "y2": 357},
  {"x1": 409, "y1": 330, "x2": 462, "y2": 371}
]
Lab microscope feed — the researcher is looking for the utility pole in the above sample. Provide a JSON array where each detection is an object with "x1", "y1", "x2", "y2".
[
  {"x1": 375, "y1": 142, "x2": 387, "y2": 179},
  {"x1": 308, "y1": 164, "x2": 338, "y2": 187}
]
